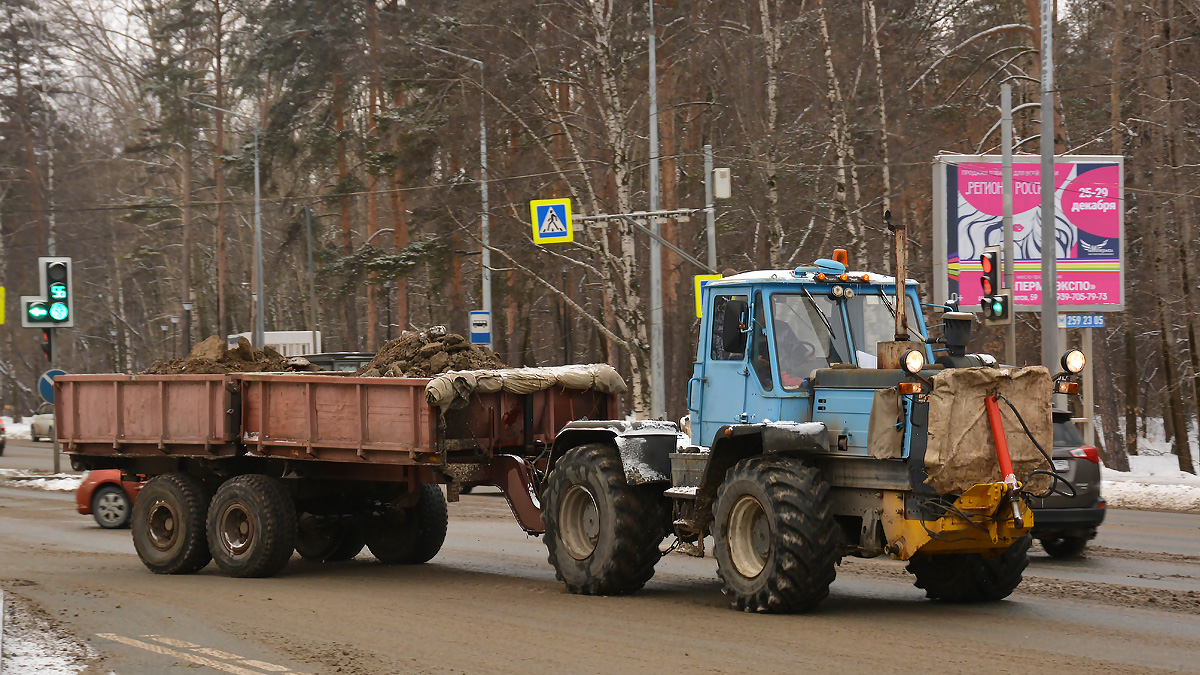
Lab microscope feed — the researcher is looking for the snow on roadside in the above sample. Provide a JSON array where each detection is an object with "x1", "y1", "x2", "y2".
[
  {"x1": 1, "y1": 591, "x2": 96, "y2": 674},
  {"x1": 2, "y1": 416, "x2": 32, "y2": 441},
  {"x1": 0, "y1": 469, "x2": 82, "y2": 492},
  {"x1": 1101, "y1": 455, "x2": 1200, "y2": 514}
]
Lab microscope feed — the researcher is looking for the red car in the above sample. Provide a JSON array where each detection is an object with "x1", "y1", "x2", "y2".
[{"x1": 76, "y1": 470, "x2": 144, "y2": 529}]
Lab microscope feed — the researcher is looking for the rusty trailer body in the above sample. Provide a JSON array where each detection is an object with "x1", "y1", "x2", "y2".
[{"x1": 58, "y1": 370, "x2": 619, "y2": 578}]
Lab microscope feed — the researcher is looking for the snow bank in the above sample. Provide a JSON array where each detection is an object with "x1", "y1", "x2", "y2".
[
  {"x1": 0, "y1": 470, "x2": 82, "y2": 492},
  {"x1": 2, "y1": 416, "x2": 32, "y2": 441},
  {"x1": 1101, "y1": 455, "x2": 1200, "y2": 514},
  {"x1": 2, "y1": 592, "x2": 95, "y2": 674}
]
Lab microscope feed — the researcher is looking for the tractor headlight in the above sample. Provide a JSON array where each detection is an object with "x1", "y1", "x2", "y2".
[
  {"x1": 844, "y1": 288, "x2": 855, "y2": 299},
  {"x1": 902, "y1": 349, "x2": 926, "y2": 375},
  {"x1": 1061, "y1": 348, "x2": 1086, "y2": 374},
  {"x1": 831, "y1": 285, "x2": 844, "y2": 298}
]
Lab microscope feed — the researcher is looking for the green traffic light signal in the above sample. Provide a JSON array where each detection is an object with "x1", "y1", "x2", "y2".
[
  {"x1": 992, "y1": 299, "x2": 1003, "y2": 314},
  {"x1": 49, "y1": 302, "x2": 69, "y2": 321},
  {"x1": 27, "y1": 302, "x2": 49, "y2": 320}
]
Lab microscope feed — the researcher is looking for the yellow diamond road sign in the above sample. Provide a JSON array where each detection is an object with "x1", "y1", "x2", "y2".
[{"x1": 530, "y1": 198, "x2": 573, "y2": 245}]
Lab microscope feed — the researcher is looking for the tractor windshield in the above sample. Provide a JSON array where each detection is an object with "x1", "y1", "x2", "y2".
[
  {"x1": 844, "y1": 292, "x2": 924, "y2": 365},
  {"x1": 770, "y1": 293, "x2": 850, "y2": 390}
]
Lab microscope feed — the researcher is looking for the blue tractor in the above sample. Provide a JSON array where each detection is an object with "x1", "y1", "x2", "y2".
[{"x1": 541, "y1": 252, "x2": 1083, "y2": 613}]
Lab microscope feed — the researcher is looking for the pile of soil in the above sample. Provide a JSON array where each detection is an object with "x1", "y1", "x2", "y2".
[
  {"x1": 356, "y1": 326, "x2": 506, "y2": 378},
  {"x1": 142, "y1": 336, "x2": 320, "y2": 374}
]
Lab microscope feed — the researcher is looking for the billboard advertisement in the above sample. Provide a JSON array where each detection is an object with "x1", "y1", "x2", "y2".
[{"x1": 932, "y1": 155, "x2": 1124, "y2": 312}]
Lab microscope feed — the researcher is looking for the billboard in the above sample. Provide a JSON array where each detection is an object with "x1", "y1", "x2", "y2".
[{"x1": 932, "y1": 154, "x2": 1124, "y2": 312}]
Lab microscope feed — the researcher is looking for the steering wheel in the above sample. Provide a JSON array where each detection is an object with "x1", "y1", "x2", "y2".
[{"x1": 781, "y1": 340, "x2": 819, "y2": 371}]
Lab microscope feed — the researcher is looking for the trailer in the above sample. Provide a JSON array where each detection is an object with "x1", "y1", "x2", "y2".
[{"x1": 59, "y1": 367, "x2": 621, "y2": 577}]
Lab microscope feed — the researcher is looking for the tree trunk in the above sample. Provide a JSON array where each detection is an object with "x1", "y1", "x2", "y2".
[
  {"x1": 333, "y1": 71, "x2": 359, "y2": 349},
  {"x1": 1124, "y1": 319, "x2": 1139, "y2": 455},
  {"x1": 212, "y1": 2, "x2": 227, "y2": 338}
]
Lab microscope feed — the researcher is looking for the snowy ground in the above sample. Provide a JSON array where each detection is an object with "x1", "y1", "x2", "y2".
[
  {"x1": 1098, "y1": 416, "x2": 1200, "y2": 513},
  {"x1": 2, "y1": 416, "x2": 32, "y2": 441},
  {"x1": 0, "y1": 469, "x2": 82, "y2": 492},
  {"x1": 1, "y1": 590, "x2": 96, "y2": 674}
]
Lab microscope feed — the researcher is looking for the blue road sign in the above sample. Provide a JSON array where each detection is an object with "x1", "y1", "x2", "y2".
[
  {"x1": 469, "y1": 311, "x2": 492, "y2": 345},
  {"x1": 39, "y1": 369, "x2": 66, "y2": 403},
  {"x1": 1057, "y1": 314, "x2": 1106, "y2": 329},
  {"x1": 529, "y1": 198, "x2": 574, "y2": 244}
]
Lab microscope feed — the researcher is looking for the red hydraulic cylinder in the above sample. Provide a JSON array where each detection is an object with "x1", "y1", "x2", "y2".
[
  {"x1": 984, "y1": 395, "x2": 1017, "y2": 485},
  {"x1": 984, "y1": 395, "x2": 1024, "y2": 527}
]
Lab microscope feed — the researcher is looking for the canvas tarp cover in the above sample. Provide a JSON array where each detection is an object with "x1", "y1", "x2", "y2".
[
  {"x1": 425, "y1": 364, "x2": 626, "y2": 412},
  {"x1": 924, "y1": 366, "x2": 1053, "y2": 495}
]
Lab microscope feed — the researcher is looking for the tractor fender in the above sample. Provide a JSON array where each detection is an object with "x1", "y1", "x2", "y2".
[
  {"x1": 691, "y1": 422, "x2": 832, "y2": 527},
  {"x1": 548, "y1": 420, "x2": 681, "y2": 486}
]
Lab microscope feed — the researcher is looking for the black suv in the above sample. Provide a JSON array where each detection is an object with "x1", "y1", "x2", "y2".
[{"x1": 1029, "y1": 410, "x2": 1106, "y2": 558}]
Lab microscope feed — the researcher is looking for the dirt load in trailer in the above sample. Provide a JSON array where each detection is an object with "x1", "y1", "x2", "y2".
[{"x1": 57, "y1": 363, "x2": 624, "y2": 578}]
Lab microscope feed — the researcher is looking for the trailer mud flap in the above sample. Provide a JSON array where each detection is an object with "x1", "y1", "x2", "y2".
[{"x1": 491, "y1": 454, "x2": 545, "y2": 535}]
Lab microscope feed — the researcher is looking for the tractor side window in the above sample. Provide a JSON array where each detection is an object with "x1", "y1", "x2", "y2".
[
  {"x1": 710, "y1": 294, "x2": 748, "y2": 360},
  {"x1": 751, "y1": 292, "x2": 773, "y2": 391}
]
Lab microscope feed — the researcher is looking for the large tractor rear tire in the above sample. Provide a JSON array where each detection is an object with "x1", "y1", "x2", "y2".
[
  {"x1": 542, "y1": 443, "x2": 671, "y2": 596},
  {"x1": 295, "y1": 513, "x2": 366, "y2": 562},
  {"x1": 907, "y1": 534, "x2": 1031, "y2": 602},
  {"x1": 365, "y1": 484, "x2": 448, "y2": 564},
  {"x1": 131, "y1": 473, "x2": 212, "y2": 575},
  {"x1": 207, "y1": 475, "x2": 297, "y2": 578},
  {"x1": 712, "y1": 456, "x2": 840, "y2": 613}
]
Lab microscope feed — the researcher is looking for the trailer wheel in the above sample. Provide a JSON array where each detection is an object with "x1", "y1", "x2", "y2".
[
  {"x1": 542, "y1": 443, "x2": 670, "y2": 596},
  {"x1": 207, "y1": 475, "x2": 297, "y2": 578},
  {"x1": 295, "y1": 513, "x2": 365, "y2": 562},
  {"x1": 907, "y1": 534, "x2": 1031, "y2": 602},
  {"x1": 131, "y1": 473, "x2": 212, "y2": 575},
  {"x1": 365, "y1": 484, "x2": 448, "y2": 564},
  {"x1": 712, "y1": 456, "x2": 839, "y2": 613}
]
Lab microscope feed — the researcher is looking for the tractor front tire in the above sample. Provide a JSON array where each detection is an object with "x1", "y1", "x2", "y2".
[
  {"x1": 207, "y1": 475, "x2": 297, "y2": 578},
  {"x1": 365, "y1": 484, "x2": 448, "y2": 564},
  {"x1": 131, "y1": 473, "x2": 212, "y2": 575},
  {"x1": 907, "y1": 534, "x2": 1031, "y2": 602},
  {"x1": 542, "y1": 443, "x2": 670, "y2": 596},
  {"x1": 712, "y1": 456, "x2": 840, "y2": 613}
]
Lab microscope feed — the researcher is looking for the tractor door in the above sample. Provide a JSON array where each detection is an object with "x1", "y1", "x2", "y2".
[
  {"x1": 694, "y1": 292, "x2": 748, "y2": 446},
  {"x1": 742, "y1": 291, "x2": 782, "y2": 424}
]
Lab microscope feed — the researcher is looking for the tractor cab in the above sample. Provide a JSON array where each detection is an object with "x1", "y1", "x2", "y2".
[{"x1": 688, "y1": 256, "x2": 932, "y2": 448}]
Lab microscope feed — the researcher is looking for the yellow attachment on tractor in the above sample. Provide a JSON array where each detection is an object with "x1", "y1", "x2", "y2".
[{"x1": 880, "y1": 482, "x2": 1033, "y2": 560}]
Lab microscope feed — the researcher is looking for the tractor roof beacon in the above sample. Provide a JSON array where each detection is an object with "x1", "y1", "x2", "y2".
[{"x1": 541, "y1": 250, "x2": 1084, "y2": 614}]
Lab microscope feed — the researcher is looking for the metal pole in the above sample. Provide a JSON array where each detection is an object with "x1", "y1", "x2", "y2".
[
  {"x1": 253, "y1": 128, "x2": 265, "y2": 350},
  {"x1": 1001, "y1": 83, "x2": 1016, "y2": 365},
  {"x1": 1083, "y1": 327, "x2": 1095, "y2": 445},
  {"x1": 50, "y1": 326, "x2": 59, "y2": 474},
  {"x1": 648, "y1": 0, "x2": 665, "y2": 419},
  {"x1": 304, "y1": 204, "x2": 319, "y2": 353},
  {"x1": 1039, "y1": 0, "x2": 1059, "y2": 370},
  {"x1": 705, "y1": 144, "x2": 716, "y2": 270},
  {"x1": 479, "y1": 63, "x2": 492, "y2": 351}
]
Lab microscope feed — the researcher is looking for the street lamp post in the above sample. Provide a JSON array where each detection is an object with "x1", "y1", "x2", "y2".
[
  {"x1": 170, "y1": 315, "x2": 180, "y2": 358},
  {"x1": 181, "y1": 300, "x2": 193, "y2": 355},
  {"x1": 409, "y1": 41, "x2": 490, "y2": 348},
  {"x1": 185, "y1": 96, "x2": 265, "y2": 349}
]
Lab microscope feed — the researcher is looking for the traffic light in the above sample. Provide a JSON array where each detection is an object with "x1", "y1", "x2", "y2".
[
  {"x1": 981, "y1": 289, "x2": 1013, "y2": 325},
  {"x1": 21, "y1": 257, "x2": 74, "y2": 328},
  {"x1": 979, "y1": 246, "x2": 1001, "y2": 297},
  {"x1": 41, "y1": 329, "x2": 52, "y2": 362},
  {"x1": 978, "y1": 246, "x2": 1013, "y2": 325}
]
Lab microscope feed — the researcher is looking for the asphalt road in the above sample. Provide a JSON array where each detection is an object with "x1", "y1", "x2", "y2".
[
  {"x1": 0, "y1": 438, "x2": 76, "y2": 474},
  {"x1": 1, "y1": 478, "x2": 1198, "y2": 675}
]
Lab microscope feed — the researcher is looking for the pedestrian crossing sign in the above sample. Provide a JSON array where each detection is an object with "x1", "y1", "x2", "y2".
[{"x1": 530, "y1": 198, "x2": 574, "y2": 245}]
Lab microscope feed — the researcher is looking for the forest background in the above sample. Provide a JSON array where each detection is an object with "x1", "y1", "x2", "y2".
[{"x1": 1, "y1": 0, "x2": 1196, "y2": 471}]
